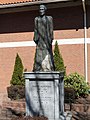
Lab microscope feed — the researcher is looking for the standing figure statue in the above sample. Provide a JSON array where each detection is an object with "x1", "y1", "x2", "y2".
[{"x1": 33, "y1": 4, "x2": 55, "y2": 72}]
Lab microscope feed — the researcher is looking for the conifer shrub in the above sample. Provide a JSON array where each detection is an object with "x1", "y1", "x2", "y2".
[
  {"x1": 53, "y1": 41, "x2": 66, "y2": 75},
  {"x1": 64, "y1": 72, "x2": 90, "y2": 97},
  {"x1": 10, "y1": 53, "x2": 25, "y2": 86},
  {"x1": 8, "y1": 53, "x2": 25, "y2": 100},
  {"x1": 32, "y1": 50, "x2": 36, "y2": 71}
]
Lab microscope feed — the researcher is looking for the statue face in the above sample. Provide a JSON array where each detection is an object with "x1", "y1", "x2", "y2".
[{"x1": 39, "y1": 5, "x2": 46, "y2": 16}]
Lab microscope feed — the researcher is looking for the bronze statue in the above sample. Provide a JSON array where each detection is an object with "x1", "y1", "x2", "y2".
[{"x1": 33, "y1": 4, "x2": 55, "y2": 71}]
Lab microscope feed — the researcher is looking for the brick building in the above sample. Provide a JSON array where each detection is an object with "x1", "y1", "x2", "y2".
[{"x1": 0, "y1": 0, "x2": 90, "y2": 105}]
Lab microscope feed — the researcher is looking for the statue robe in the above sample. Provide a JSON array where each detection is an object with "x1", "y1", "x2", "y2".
[{"x1": 33, "y1": 15, "x2": 54, "y2": 71}]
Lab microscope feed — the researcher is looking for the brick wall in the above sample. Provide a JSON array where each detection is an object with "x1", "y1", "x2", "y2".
[
  {"x1": 0, "y1": 5, "x2": 88, "y2": 106},
  {"x1": 0, "y1": 47, "x2": 35, "y2": 93},
  {"x1": 58, "y1": 44, "x2": 84, "y2": 76},
  {"x1": 0, "y1": 6, "x2": 84, "y2": 42}
]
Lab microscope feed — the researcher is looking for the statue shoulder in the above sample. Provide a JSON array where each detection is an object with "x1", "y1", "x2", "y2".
[
  {"x1": 34, "y1": 16, "x2": 39, "y2": 21},
  {"x1": 46, "y1": 16, "x2": 53, "y2": 20}
]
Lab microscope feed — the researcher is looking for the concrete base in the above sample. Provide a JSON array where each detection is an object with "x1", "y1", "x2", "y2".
[
  {"x1": 64, "y1": 111, "x2": 72, "y2": 120},
  {"x1": 59, "y1": 111, "x2": 72, "y2": 120},
  {"x1": 24, "y1": 71, "x2": 64, "y2": 120}
]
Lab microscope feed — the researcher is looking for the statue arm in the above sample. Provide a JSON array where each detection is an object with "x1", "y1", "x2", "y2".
[
  {"x1": 33, "y1": 17, "x2": 39, "y2": 44},
  {"x1": 50, "y1": 16, "x2": 54, "y2": 42}
]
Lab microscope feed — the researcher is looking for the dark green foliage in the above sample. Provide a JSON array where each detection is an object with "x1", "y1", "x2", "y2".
[
  {"x1": 64, "y1": 87, "x2": 76, "y2": 103},
  {"x1": 7, "y1": 85, "x2": 25, "y2": 100},
  {"x1": 53, "y1": 41, "x2": 66, "y2": 74},
  {"x1": 10, "y1": 53, "x2": 25, "y2": 86},
  {"x1": 32, "y1": 50, "x2": 36, "y2": 71},
  {"x1": 64, "y1": 72, "x2": 90, "y2": 97}
]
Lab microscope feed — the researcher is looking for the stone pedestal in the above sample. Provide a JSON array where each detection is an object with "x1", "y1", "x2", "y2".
[{"x1": 24, "y1": 72, "x2": 65, "y2": 120}]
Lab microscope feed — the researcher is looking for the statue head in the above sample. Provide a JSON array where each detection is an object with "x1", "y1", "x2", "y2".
[{"x1": 39, "y1": 4, "x2": 47, "y2": 16}]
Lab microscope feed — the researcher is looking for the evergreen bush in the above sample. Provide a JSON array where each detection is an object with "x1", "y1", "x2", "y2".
[
  {"x1": 10, "y1": 53, "x2": 25, "y2": 86},
  {"x1": 64, "y1": 72, "x2": 90, "y2": 97},
  {"x1": 32, "y1": 50, "x2": 36, "y2": 71},
  {"x1": 53, "y1": 41, "x2": 66, "y2": 75},
  {"x1": 7, "y1": 85, "x2": 25, "y2": 100}
]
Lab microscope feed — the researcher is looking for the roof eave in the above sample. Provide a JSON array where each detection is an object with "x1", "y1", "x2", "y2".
[{"x1": 0, "y1": 0, "x2": 73, "y2": 9}]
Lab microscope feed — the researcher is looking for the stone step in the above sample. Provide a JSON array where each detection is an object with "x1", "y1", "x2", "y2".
[
  {"x1": 0, "y1": 113, "x2": 12, "y2": 120},
  {"x1": 0, "y1": 114, "x2": 12, "y2": 119},
  {"x1": 0, "y1": 107, "x2": 24, "y2": 120},
  {"x1": 1, "y1": 108, "x2": 12, "y2": 117},
  {"x1": 0, "y1": 117, "x2": 11, "y2": 120},
  {"x1": 0, "y1": 107, "x2": 13, "y2": 120}
]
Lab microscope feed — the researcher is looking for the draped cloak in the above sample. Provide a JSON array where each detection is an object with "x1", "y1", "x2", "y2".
[{"x1": 33, "y1": 15, "x2": 55, "y2": 71}]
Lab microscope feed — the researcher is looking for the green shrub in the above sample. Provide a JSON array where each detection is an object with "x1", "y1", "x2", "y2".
[
  {"x1": 7, "y1": 85, "x2": 25, "y2": 100},
  {"x1": 53, "y1": 41, "x2": 66, "y2": 75},
  {"x1": 64, "y1": 72, "x2": 90, "y2": 97},
  {"x1": 33, "y1": 50, "x2": 36, "y2": 71},
  {"x1": 10, "y1": 53, "x2": 25, "y2": 86},
  {"x1": 64, "y1": 87, "x2": 76, "y2": 103}
]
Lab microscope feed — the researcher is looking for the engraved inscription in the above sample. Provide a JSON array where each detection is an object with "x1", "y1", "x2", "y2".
[{"x1": 29, "y1": 81, "x2": 55, "y2": 118}]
